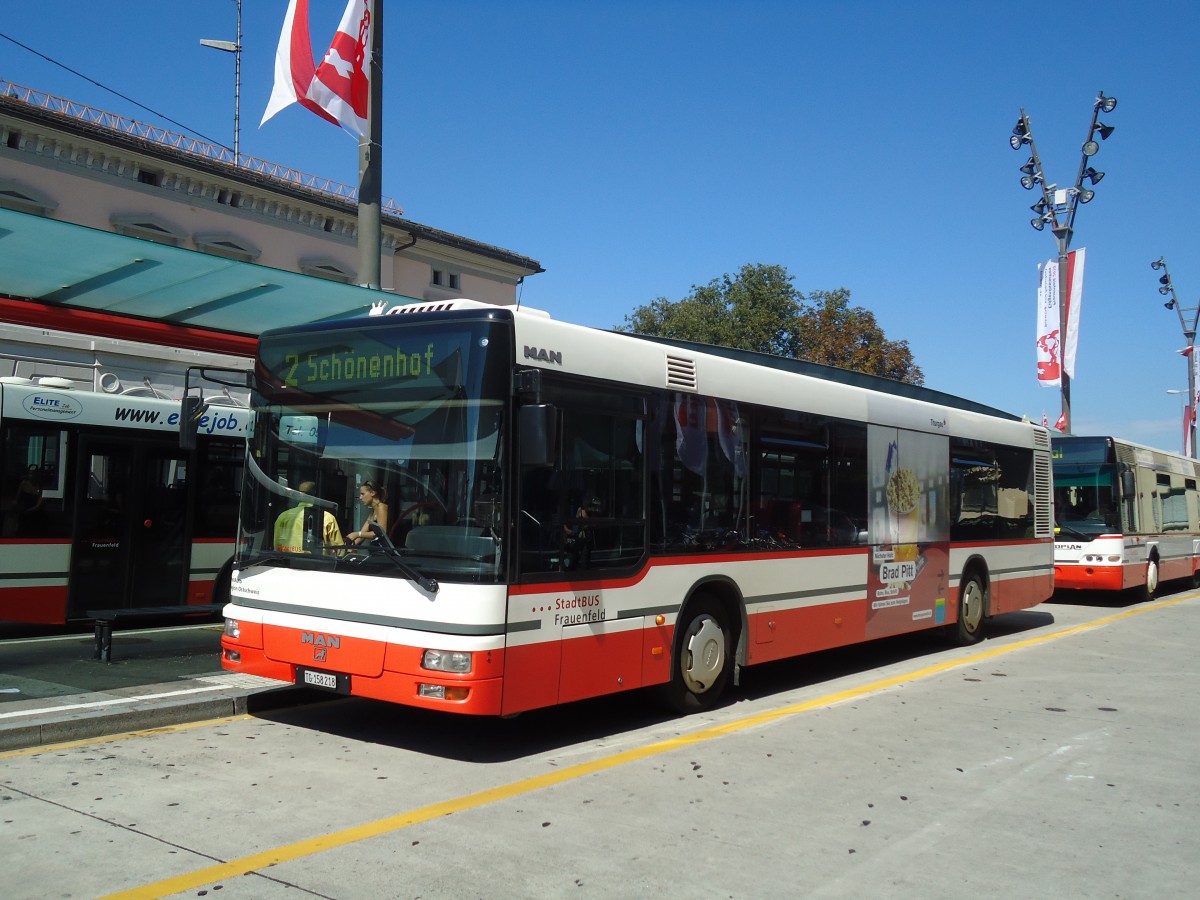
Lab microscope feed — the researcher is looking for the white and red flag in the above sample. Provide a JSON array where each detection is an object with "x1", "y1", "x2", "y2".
[
  {"x1": 1036, "y1": 248, "x2": 1086, "y2": 387},
  {"x1": 261, "y1": 0, "x2": 372, "y2": 137}
]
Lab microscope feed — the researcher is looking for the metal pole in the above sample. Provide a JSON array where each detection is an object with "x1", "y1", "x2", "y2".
[
  {"x1": 357, "y1": 0, "x2": 383, "y2": 290},
  {"x1": 1053, "y1": 225, "x2": 1072, "y2": 433},
  {"x1": 234, "y1": 0, "x2": 242, "y2": 164},
  {"x1": 1157, "y1": 258, "x2": 1199, "y2": 458}
]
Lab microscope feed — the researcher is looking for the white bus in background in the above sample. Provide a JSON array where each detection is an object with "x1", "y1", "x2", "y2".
[
  {"x1": 0, "y1": 300, "x2": 252, "y2": 624},
  {"x1": 217, "y1": 299, "x2": 1055, "y2": 716},
  {"x1": 1052, "y1": 434, "x2": 1200, "y2": 598},
  {"x1": 0, "y1": 380, "x2": 247, "y2": 624}
]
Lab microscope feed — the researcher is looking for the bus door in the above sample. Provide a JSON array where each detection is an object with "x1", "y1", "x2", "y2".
[{"x1": 67, "y1": 436, "x2": 191, "y2": 616}]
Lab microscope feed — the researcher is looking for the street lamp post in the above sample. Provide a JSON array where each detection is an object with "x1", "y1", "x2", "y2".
[
  {"x1": 1010, "y1": 90, "x2": 1118, "y2": 433},
  {"x1": 1153, "y1": 258, "x2": 1199, "y2": 457},
  {"x1": 200, "y1": 0, "x2": 243, "y2": 164}
]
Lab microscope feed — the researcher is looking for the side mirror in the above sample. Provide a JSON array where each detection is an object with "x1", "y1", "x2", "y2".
[
  {"x1": 519, "y1": 404, "x2": 557, "y2": 467},
  {"x1": 1121, "y1": 468, "x2": 1136, "y2": 498},
  {"x1": 179, "y1": 395, "x2": 209, "y2": 451}
]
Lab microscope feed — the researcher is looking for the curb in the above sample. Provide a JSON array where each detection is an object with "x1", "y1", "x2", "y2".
[{"x1": 0, "y1": 681, "x2": 317, "y2": 753}]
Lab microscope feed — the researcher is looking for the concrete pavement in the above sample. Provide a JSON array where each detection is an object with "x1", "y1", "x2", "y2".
[{"x1": 0, "y1": 621, "x2": 303, "y2": 751}]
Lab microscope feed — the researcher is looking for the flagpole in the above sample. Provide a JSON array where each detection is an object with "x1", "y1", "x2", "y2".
[{"x1": 358, "y1": 0, "x2": 383, "y2": 290}]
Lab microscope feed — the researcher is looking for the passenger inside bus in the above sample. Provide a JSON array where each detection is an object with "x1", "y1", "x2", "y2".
[
  {"x1": 347, "y1": 480, "x2": 389, "y2": 545},
  {"x1": 274, "y1": 481, "x2": 344, "y2": 553}
]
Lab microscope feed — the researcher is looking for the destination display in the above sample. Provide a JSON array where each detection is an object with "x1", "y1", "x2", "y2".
[
  {"x1": 272, "y1": 336, "x2": 459, "y2": 391},
  {"x1": 257, "y1": 320, "x2": 508, "y2": 397}
]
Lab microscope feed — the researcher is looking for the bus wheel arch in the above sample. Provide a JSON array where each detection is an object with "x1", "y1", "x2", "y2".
[
  {"x1": 661, "y1": 579, "x2": 742, "y2": 714},
  {"x1": 951, "y1": 558, "x2": 989, "y2": 646},
  {"x1": 211, "y1": 557, "x2": 235, "y2": 607}
]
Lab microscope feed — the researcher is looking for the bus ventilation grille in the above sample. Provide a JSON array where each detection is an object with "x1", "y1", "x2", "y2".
[
  {"x1": 666, "y1": 354, "x2": 697, "y2": 390},
  {"x1": 1031, "y1": 426, "x2": 1051, "y2": 449},
  {"x1": 1034, "y1": 453, "x2": 1053, "y2": 538},
  {"x1": 393, "y1": 301, "x2": 468, "y2": 315}
]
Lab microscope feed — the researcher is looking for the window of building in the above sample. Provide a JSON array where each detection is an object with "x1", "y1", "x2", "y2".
[
  {"x1": 0, "y1": 179, "x2": 57, "y2": 216},
  {"x1": 194, "y1": 233, "x2": 260, "y2": 263},
  {"x1": 299, "y1": 258, "x2": 354, "y2": 284},
  {"x1": 110, "y1": 214, "x2": 184, "y2": 247}
]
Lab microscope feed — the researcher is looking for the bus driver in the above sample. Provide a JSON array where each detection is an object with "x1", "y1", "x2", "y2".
[{"x1": 274, "y1": 481, "x2": 344, "y2": 553}]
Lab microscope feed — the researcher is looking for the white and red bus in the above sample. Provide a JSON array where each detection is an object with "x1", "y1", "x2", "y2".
[
  {"x1": 218, "y1": 299, "x2": 1054, "y2": 714},
  {"x1": 0, "y1": 299, "x2": 254, "y2": 624},
  {"x1": 0, "y1": 380, "x2": 248, "y2": 623},
  {"x1": 1052, "y1": 434, "x2": 1200, "y2": 598}
]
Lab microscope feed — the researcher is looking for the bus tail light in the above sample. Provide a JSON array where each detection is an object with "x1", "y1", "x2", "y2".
[
  {"x1": 422, "y1": 649, "x2": 472, "y2": 673},
  {"x1": 418, "y1": 684, "x2": 470, "y2": 702}
]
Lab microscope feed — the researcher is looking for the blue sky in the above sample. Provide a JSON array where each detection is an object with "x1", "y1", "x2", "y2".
[{"x1": 4, "y1": 1, "x2": 1198, "y2": 453}]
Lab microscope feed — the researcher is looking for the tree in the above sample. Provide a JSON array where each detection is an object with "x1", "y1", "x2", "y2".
[
  {"x1": 617, "y1": 263, "x2": 923, "y2": 385},
  {"x1": 794, "y1": 288, "x2": 923, "y2": 384}
]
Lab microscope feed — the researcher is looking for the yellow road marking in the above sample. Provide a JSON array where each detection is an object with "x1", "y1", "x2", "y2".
[
  {"x1": 0, "y1": 715, "x2": 253, "y2": 759},
  {"x1": 79, "y1": 593, "x2": 1199, "y2": 899}
]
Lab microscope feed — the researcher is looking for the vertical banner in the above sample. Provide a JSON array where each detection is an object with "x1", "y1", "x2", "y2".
[
  {"x1": 1035, "y1": 249, "x2": 1085, "y2": 387},
  {"x1": 1063, "y1": 247, "x2": 1085, "y2": 378},
  {"x1": 1185, "y1": 352, "x2": 1195, "y2": 458},
  {"x1": 1035, "y1": 258, "x2": 1060, "y2": 387}
]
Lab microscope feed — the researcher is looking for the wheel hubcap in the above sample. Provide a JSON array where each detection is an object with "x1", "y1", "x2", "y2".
[
  {"x1": 962, "y1": 581, "x2": 983, "y2": 632},
  {"x1": 682, "y1": 615, "x2": 725, "y2": 694}
]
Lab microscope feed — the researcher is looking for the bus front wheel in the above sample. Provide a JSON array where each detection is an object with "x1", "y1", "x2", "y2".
[
  {"x1": 1140, "y1": 558, "x2": 1159, "y2": 601},
  {"x1": 662, "y1": 594, "x2": 732, "y2": 713},
  {"x1": 952, "y1": 573, "x2": 987, "y2": 646}
]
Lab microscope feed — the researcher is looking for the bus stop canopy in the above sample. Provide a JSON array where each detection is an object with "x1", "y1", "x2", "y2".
[{"x1": 0, "y1": 207, "x2": 417, "y2": 335}]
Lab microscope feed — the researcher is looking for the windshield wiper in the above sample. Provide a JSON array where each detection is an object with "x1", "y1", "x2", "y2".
[
  {"x1": 1055, "y1": 521, "x2": 1093, "y2": 540},
  {"x1": 356, "y1": 523, "x2": 440, "y2": 594}
]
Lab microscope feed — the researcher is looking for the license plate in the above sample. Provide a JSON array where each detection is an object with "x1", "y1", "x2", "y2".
[{"x1": 297, "y1": 668, "x2": 348, "y2": 693}]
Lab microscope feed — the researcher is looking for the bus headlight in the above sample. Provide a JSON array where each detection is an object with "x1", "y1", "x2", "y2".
[
  {"x1": 422, "y1": 649, "x2": 472, "y2": 673},
  {"x1": 223, "y1": 618, "x2": 240, "y2": 639}
]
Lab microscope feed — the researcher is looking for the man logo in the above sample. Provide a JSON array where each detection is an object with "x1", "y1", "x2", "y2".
[
  {"x1": 314, "y1": 647, "x2": 328, "y2": 662},
  {"x1": 523, "y1": 345, "x2": 563, "y2": 365}
]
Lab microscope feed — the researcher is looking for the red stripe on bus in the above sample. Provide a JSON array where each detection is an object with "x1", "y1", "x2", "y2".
[{"x1": 0, "y1": 296, "x2": 257, "y2": 355}]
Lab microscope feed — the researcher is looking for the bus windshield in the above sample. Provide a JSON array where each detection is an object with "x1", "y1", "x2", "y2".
[
  {"x1": 1052, "y1": 463, "x2": 1119, "y2": 537},
  {"x1": 237, "y1": 315, "x2": 511, "y2": 584}
]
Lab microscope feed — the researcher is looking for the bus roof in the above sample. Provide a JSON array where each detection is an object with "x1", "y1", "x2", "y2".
[
  {"x1": 622, "y1": 332, "x2": 1023, "y2": 422},
  {"x1": 263, "y1": 300, "x2": 1037, "y2": 441}
]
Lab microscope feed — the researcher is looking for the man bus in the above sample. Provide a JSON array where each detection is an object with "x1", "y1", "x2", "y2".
[{"x1": 215, "y1": 299, "x2": 1054, "y2": 715}]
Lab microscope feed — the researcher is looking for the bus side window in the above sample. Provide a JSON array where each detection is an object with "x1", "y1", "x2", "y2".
[{"x1": 1, "y1": 425, "x2": 66, "y2": 538}]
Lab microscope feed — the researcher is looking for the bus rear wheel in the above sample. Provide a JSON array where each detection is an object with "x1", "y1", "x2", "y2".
[
  {"x1": 951, "y1": 573, "x2": 986, "y2": 645},
  {"x1": 662, "y1": 594, "x2": 732, "y2": 713}
]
